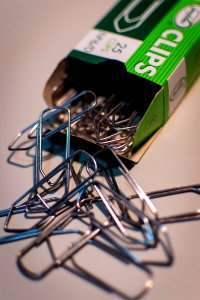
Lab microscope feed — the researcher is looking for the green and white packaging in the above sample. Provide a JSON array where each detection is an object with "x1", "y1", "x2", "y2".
[{"x1": 45, "y1": 0, "x2": 200, "y2": 160}]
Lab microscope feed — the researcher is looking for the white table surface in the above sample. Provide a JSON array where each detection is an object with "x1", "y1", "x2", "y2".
[{"x1": 0, "y1": 1, "x2": 200, "y2": 300}]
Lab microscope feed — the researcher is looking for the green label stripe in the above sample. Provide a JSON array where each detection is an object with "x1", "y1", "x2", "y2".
[{"x1": 125, "y1": 0, "x2": 200, "y2": 85}]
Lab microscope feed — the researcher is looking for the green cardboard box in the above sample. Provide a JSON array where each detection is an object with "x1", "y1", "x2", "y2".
[{"x1": 44, "y1": 0, "x2": 200, "y2": 161}]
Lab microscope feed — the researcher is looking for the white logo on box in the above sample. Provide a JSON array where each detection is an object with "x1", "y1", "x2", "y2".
[{"x1": 175, "y1": 5, "x2": 200, "y2": 28}]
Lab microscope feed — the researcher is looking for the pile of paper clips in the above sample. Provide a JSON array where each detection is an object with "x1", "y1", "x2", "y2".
[
  {"x1": 1, "y1": 90, "x2": 200, "y2": 299},
  {"x1": 70, "y1": 93, "x2": 141, "y2": 157}
]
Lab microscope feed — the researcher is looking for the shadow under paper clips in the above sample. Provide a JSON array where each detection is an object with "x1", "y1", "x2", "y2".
[
  {"x1": 7, "y1": 140, "x2": 59, "y2": 168},
  {"x1": 7, "y1": 146, "x2": 35, "y2": 168},
  {"x1": 49, "y1": 133, "x2": 135, "y2": 170},
  {"x1": 62, "y1": 239, "x2": 153, "y2": 300}
]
